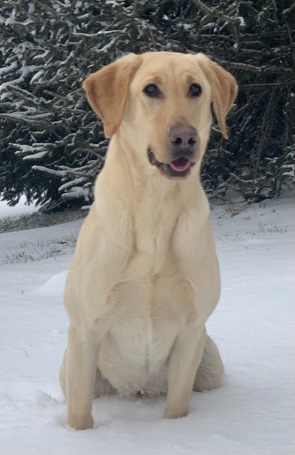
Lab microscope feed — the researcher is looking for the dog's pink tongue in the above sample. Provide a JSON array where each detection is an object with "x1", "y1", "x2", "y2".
[{"x1": 169, "y1": 157, "x2": 191, "y2": 172}]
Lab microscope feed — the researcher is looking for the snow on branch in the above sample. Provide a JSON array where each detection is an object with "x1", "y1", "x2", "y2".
[
  {"x1": 61, "y1": 186, "x2": 91, "y2": 200},
  {"x1": 59, "y1": 177, "x2": 87, "y2": 192},
  {"x1": 23, "y1": 151, "x2": 48, "y2": 160},
  {"x1": 0, "y1": 61, "x2": 18, "y2": 76},
  {"x1": 12, "y1": 144, "x2": 49, "y2": 160},
  {"x1": 32, "y1": 166, "x2": 66, "y2": 178}
]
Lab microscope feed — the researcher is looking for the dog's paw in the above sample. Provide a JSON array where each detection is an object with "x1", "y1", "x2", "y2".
[
  {"x1": 68, "y1": 413, "x2": 94, "y2": 430},
  {"x1": 164, "y1": 407, "x2": 188, "y2": 420}
]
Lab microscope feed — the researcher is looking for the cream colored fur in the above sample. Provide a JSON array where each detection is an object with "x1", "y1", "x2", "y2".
[{"x1": 59, "y1": 51, "x2": 237, "y2": 430}]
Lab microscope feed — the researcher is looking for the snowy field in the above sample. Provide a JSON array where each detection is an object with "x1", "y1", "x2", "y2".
[{"x1": 0, "y1": 194, "x2": 294, "y2": 455}]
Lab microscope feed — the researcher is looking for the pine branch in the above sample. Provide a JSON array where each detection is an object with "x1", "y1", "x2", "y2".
[
  {"x1": 192, "y1": 0, "x2": 241, "y2": 25},
  {"x1": 214, "y1": 59, "x2": 293, "y2": 75},
  {"x1": 30, "y1": 0, "x2": 56, "y2": 15},
  {"x1": 240, "y1": 81, "x2": 295, "y2": 90},
  {"x1": 0, "y1": 113, "x2": 51, "y2": 125}
]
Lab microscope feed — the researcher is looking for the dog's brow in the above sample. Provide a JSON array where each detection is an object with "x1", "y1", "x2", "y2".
[
  {"x1": 142, "y1": 74, "x2": 163, "y2": 85},
  {"x1": 185, "y1": 73, "x2": 200, "y2": 84}
]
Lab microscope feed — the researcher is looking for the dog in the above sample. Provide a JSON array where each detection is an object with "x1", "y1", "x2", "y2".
[{"x1": 59, "y1": 51, "x2": 237, "y2": 430}]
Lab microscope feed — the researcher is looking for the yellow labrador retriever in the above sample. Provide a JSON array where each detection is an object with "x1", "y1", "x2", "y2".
[{"x1": 59, "y1": 51, "x2": 237, "y2": 430}]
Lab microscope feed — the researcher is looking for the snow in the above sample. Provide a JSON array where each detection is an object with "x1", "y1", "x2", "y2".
[
  {"x1": 0, "y1": 194, "x2": 294, "y2": 454},
  {"x1": 0, "y1": 196, "x2": 38, "y2": 217},
  {"x1": 0, "y1": 61, "x2": 18, "y2": 76},
  {"x1": 23, "y1": 151, "x2": 48, "y2": 160}
]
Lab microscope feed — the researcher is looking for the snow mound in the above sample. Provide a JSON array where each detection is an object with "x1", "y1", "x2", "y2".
[{"x1": 33, "y1": 270, "x2": 68, "y2": 296}]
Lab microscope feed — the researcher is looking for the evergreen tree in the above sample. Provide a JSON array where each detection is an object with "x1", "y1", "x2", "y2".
[
  {"x1": 0, "y1": 0, "x2": 294, "y2": 211},
  {"x1": 193, "y1": 0, "x2": 295, "y2": 199}
]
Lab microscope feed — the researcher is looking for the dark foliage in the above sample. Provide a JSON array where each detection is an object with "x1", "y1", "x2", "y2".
[{"x1": 0, "y1": 0, "x2": 294, "y2": 211}]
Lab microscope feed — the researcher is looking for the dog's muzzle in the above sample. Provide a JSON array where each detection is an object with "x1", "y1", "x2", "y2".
[
  {"x1": 147, "y1": 149, "x2": 196, "y2": 179},
  {"x1": 147, "y1": 123, "x2": 198, "y2": 178}
]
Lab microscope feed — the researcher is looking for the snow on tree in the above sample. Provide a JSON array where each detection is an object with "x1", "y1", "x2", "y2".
[{"x1": 0, "y1": 0, "x2": 294, "y2": 211}]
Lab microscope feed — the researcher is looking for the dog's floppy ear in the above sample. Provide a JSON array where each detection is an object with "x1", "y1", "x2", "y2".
[
  {"x1": 196, "y1": 54, "x2": 238, "y2": 139},
  {"x1": 83, "y1": 53, "x2": 142, "y2": 138}
]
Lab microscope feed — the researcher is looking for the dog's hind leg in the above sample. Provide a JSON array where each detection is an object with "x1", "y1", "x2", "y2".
[
  {"x1": 93, "y1": 367, "x2": 115, "y2": 397},
  {"x1": 59, "y1": 349, "x2": 114, "y2": 399},
  {"x1": 193, "y1": 333, "x2": 224, "y2": 392}
]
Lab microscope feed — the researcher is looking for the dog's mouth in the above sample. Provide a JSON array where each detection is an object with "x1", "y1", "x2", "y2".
[{"x1": 147, "y1": 149, "x2": 195, "y2": 179}]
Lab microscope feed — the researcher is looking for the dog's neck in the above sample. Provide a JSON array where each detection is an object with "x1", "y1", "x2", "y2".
[
  {"x1": 95, "y1": 134, "x2": 209, "y2": 232},
  {"x1": 94, "y1": 135, "x2": 210, "y2": 268}
]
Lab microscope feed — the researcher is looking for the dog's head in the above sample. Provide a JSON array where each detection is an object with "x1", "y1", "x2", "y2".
[{"x1": 83, "y1": 52, "x2": 237, "y2": 180}]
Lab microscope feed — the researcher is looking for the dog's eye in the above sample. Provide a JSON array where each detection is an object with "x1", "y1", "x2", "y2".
[
  {"x1": 143, "y1": 84, "x2": 161, "y2": 98},
  {"x1": 189, "y1": 83, "x2": 202, "y2": 97}
]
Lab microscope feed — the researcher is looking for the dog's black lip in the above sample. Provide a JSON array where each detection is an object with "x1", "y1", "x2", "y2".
[
  {"x1": 147, "y1": 148, "x2": 195, "y2": 179},
  {"x1": 148, "y1": 149, "x2": 158, "y2": 166}
]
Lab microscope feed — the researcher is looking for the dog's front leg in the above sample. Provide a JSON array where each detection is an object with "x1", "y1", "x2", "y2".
[
  {"x1": 164, "y1": 325, "x2": 205, "y2": 419},
  {"x1": 66, "y1": 325, "x2": 98, "y2": 430}
]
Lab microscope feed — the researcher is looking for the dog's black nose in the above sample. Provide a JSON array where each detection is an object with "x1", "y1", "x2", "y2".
[{"x1": 168, "y1": 124, "x2": 197, "y2": 154}]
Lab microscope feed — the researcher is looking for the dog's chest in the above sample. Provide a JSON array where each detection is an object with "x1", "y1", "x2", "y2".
[
  {"x1": 98, "y1": 276, "x2": 195, "y2": 395},
  {"x1": 96, "y1": 193, "x2": 197, "y2": 394}
]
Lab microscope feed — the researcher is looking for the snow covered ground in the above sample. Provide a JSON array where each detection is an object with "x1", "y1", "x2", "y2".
[
  {"x1": 0, "y1": 194, "x2": 294, "y2": 455},
  {"x1": 0, "y1": 196, "x2": 38, "y2": 217}
]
